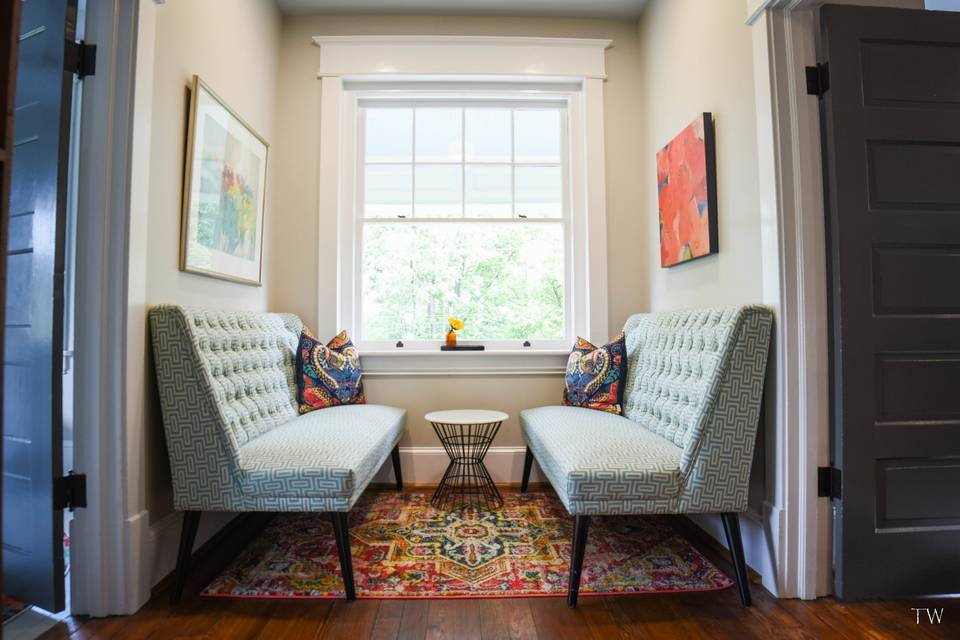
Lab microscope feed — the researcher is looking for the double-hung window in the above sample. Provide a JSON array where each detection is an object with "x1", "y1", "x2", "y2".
[{"x1": 356, "y1": 96, "x2": 572, "y2": 350}]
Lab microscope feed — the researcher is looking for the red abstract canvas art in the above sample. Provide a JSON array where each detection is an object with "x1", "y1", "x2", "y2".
[{"x1": 656, "y1": 113, "x2": 718, "y2": 267}]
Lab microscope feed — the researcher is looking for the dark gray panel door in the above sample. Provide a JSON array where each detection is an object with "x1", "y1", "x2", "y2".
[
  {"x1": 2, "y1": 0, "x2": 76, "y2": 612},
  {"x1": 819, "y1": 4, "x2": 960, "y2": 600}
]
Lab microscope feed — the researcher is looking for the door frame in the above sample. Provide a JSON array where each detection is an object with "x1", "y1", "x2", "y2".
[
  {"x1": 746, "y1": 0, "x2": 834, "y2": 599},
  {"x1": 746, "y1": 0, "x2": 927, "y2": 600},
  {"x1": 69, "y1": 0, "x2": 142, "y2": 616}
]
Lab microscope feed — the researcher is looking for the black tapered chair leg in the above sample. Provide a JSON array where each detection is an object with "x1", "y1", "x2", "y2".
[
  {"x1": 520, "y1": 447, "x2": 534, "y2": 493},
  {"x1": 171, "y1": 510, "x2": 201, "y2": 604},
  {"x1": 567, "y1": 515, "x2": 590, "y2": 608},
  {"x1": 721, "y1": 512, "x2": 752, "y2": 606},
  {"x1": 391, "y1": 444, "x2": 403, "y2": 491},
  {"x1": 331, "y1": 511, "x2": 356, "y2": 600}
]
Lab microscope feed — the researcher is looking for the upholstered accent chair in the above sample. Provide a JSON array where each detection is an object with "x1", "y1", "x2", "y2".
[
  {"x1": 150, "y1": 306, "x2": 406, "y2": 603},
  {"x1": 520, "y1": 305, "x2": 772, "y2": 608}
]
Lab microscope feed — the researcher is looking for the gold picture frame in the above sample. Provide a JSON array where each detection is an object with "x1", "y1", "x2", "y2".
[{"x1": 180, "y1": 75, "x2": 268, "y2": 285}]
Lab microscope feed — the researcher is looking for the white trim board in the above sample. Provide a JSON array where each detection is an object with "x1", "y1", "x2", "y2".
[
  {"x1": 313, "y1": 35, "x2": 612, "y2": 79},
  {"x1": 689, "y1": 503, "x2": 784, "y2": 597},
  {"x1": 319, "y1": 37, "x2": 611, "y2": 362},
  {"x1": 70, "y1": 0, "x2": 142, "y2": 617},
  {"x1": 361, "y1": 350, "x2": 567, "y2": 377},
  {"x1": 373, "y1": 446, "x2": 548, "y2": 486},
  {"x1": 148, "y1": 512, "x2": 237, "y2": 587},
  {"x1": 746, "y1": 0, "x2": 834, "y2": 599}
]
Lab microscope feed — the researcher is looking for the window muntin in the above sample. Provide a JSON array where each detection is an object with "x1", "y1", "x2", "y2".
[{"x1": 357, "y1": 98, "x2": 570, "y2": 347}]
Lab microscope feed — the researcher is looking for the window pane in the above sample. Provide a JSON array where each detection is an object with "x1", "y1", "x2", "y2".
[
  {"x1": 414, "y1": 165, "x2": 462, "y2": 217},
  {"x1": 514, "y1": 109, "x2": 561, "y2": 163},
  {"x1": 362, "y1": 222, "x2": 564, "y2": 341},
  {"x1": 464, "y1": 108, "x2": 511, "y2": 162},
  {"x1": 515, "y1": 165, "x2": 562, "y2": 218},
  {"x1": 415, "y1": 108, "x2": 462, "y2": 162},
  {"x1": 465, "y1": 165, "x2": 511, "y2": 217},
  {"x1": 365, "y1": 108, "x2": 412, "y2": 162},
  {"x1": 365, "y1": 165, "x2": 412, "y2": 217}
]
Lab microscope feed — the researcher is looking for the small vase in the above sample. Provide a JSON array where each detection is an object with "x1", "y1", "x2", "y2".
[{"x1": 446, "y1": 329, "x2": 457, "y2": 347}]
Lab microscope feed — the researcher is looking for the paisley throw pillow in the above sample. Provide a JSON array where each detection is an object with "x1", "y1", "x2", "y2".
[
  {"x1": 296, "y1": 329, "x2": 365, "y2": 413},
  {"x1": 562, "y1": 332, "x2": 627, "y2": 414}
]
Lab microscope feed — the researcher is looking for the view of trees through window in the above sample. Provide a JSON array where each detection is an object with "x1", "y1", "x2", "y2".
[
  {"x1": 358, "y1": 102, "x2": 568, "y2": 343},
  {"x1": 362, "y1": 223, "x2": 564, "y2": 341}
]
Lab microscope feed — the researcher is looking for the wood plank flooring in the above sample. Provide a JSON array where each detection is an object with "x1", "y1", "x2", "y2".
[{"x1": 37, "y1": 503, "x2": 960, "y2": 640}]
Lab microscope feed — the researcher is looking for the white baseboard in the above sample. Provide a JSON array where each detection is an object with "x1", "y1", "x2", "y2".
[
  {"x1": 371, "y1": 446, "x2": 547, "y2": 486},
  {"x1": 688, "y1": 501, "x2": 783, "y2": 597},
  {"x1": 147, "y1": 510, "x2": 237, "y2": 588},
  {"x1": 124, "y1": 510, "x2": 152, "y2": 613}
]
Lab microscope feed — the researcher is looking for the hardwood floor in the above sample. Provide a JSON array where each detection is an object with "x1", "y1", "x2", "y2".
[{"x1": 37, "y1": 503, "x2": 959, "y2": 640}]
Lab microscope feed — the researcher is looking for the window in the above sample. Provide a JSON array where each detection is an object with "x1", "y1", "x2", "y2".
[{"x1": 356, "y1": 98, "x2": 572, "y2": 349}]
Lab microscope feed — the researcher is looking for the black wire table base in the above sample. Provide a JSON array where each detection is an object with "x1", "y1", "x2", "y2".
[{"x1": 429, "y1": 419, "x2": 504, "y2": 511}]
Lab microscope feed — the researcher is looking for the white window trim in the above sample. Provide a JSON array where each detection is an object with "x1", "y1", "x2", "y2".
[{"x1": 316, "y1": 36, "x2": 610, "y2": 374}]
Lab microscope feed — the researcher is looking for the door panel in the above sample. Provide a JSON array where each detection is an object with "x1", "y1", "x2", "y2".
[
  {"x1": 1, "y1": 0, "x2": 75, "y2": 612},
  {"x1": 860, "y1": 40, "x2": 960, "y2": 109},
  {"x1": 866, "y1": 141, "x2": 960, "y2": 211},
  {"x1": 820, "y1": 4, "x2": 960, "y2": 600},
  {"x1": 876, "y1": 353, "x2": 960, "y2": 425},
  {"x1": 871, "y1": 247, "x2": 960, "y2": 315},
  {"x1": 876, "y1": 458, "x2": 960, "y2": 530}
]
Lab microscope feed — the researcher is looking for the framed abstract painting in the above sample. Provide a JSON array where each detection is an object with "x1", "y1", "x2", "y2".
[
  {"x1": 656, "y1": 112, "x2": 718, "y2": 268},
  {"x1": 181, "y1": 75, "x2": 268, "y2": 285}
]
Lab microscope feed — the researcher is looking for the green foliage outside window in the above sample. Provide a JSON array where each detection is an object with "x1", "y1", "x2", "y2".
[{"x1": 361, "y1": 223, "x2": 564, "y2": 342}]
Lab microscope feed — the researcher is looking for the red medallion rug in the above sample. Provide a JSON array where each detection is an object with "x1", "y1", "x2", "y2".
[{"x1": 203, "y1": 490, "x2": 732, "y2": 599}]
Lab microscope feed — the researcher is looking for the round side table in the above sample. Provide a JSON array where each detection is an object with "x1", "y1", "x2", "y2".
[{"x1": 425, "y1": 409, "x2": 508, "y2": 511}]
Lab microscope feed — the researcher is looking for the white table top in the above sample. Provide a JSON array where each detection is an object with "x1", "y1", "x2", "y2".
[{"x1": 425, "y1": 409, "x2": 509, "y2": 425}]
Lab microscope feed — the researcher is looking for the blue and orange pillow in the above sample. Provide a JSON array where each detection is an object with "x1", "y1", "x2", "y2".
[
  {"x1": 562, "y1": 333, "x2": 627, "y2": 414},
  {"x1": 296, "y1": 329, "x2": 365, "y2": 413}
]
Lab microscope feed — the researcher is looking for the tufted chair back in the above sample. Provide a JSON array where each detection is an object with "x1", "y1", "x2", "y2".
[
  {"x1": 621, "y1": 305, "x2": 772, "y2": 477},
  {"x1": 150, "y1": 306, "x2": 303, "y2": 468}
]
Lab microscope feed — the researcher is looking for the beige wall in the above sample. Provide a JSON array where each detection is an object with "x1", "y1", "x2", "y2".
[
  {"x1": 144, "y1": 0, "x2": 280, "y2": 310},
  {"x1": 638, "y1": 0, "x2": 764, "y2": 311},
  {"x1": 634, "y1": 0, "x2": 772, "y2": 580},
  {"x1": 269, "y1": 15, "x2": 646, "y2": 448},
  {"x1": 138, "y1": 0, "x2": 282, "y2": 520}
]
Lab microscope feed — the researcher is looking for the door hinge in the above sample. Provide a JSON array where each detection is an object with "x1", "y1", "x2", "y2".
[
  {"x1": 817, "y1": 466, "x2": 841, "y2": 499},
  {"x1": 65, "y1": 40, "x2": 96, "y2": 78},
  {"x1": 805, "y1": 63, "x2": 829, "y2": 97},
  {"x1": 54, "y1": 471, "x2": 87, "y2": 511}
]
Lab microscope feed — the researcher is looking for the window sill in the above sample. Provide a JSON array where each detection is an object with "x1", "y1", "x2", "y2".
[
  {"x1": 360, "y1": 348, "x2": 569, "y2": 357},
  {"x1": 359, "y1": 348, "x2": 568, "y2": 377}
]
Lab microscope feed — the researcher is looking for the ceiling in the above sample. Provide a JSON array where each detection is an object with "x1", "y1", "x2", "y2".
[{"x1": 274, "y1": 0, "x2": 649, "y2": 19}]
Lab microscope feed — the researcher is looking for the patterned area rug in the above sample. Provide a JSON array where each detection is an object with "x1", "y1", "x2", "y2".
[{"x1": 203, "y1": 491, "x2": 732, "y2": 599}]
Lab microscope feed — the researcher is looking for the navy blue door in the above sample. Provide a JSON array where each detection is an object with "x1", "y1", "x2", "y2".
[{"x1": 2, "y1": 0, "x2": 76, "y2": 612}]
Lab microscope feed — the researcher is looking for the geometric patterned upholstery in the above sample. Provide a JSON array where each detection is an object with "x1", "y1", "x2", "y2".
[
  {"x1": 149, "y1": 305, "x2": 406, "y2": 512},
  {"x1": 521, "y1": 405, "x2": 683, "y2": 513},
  {"x1": 239, "y1": 404, "x2": 405, "y2": 505},
  {"x1": 521, "y1": 305, "x2": 772, "y2": 516}
]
